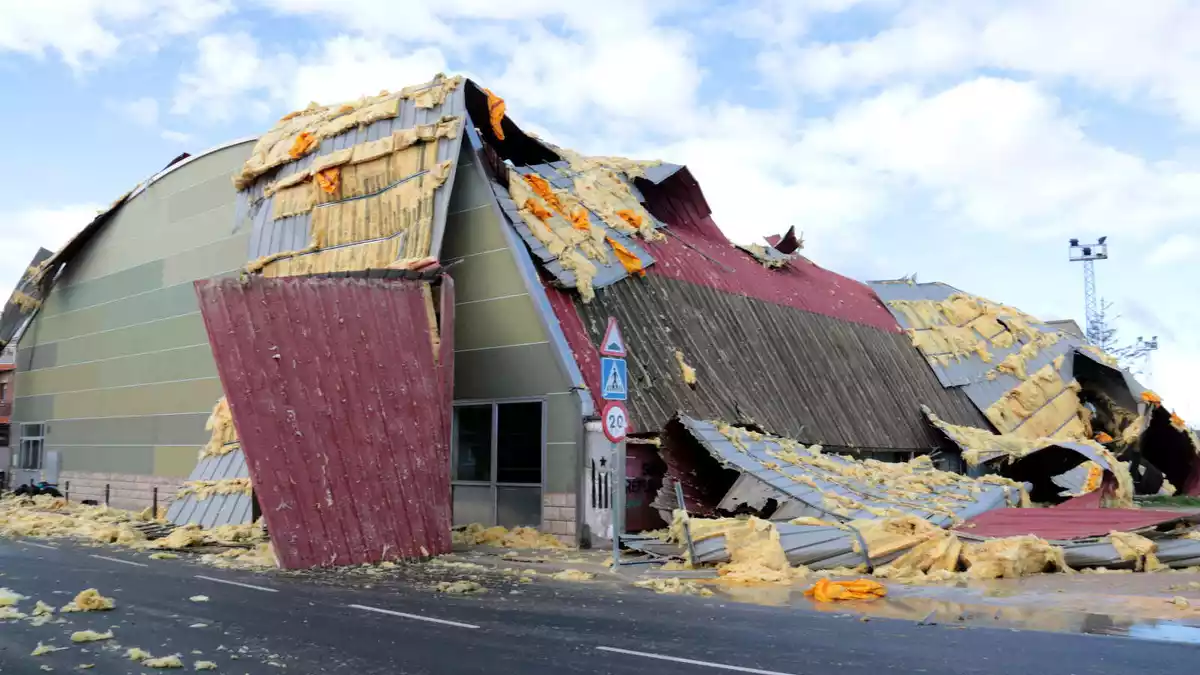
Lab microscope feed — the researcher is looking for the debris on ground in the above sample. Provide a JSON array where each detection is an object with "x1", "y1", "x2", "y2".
[
  {"x1": 0, "y1": 587, "x2": 25, "y2": 606},
  {"x1": 31, "y1": 642, "x2": 67, "y2": 656},
  {"x1": 804, "y1": 578, "x2": 887, "y2": 602},
  {"x1": 194, "y1": 661, "x2": 218, "y2": 671},
  {"x1": 427, "y1": 559, "x2": 487, "y2": 571},
  {"x1": 189, "y1": 595, "x2": 209, "y2": 603},
  {"x1": 634, "y1": 578, "x2": 714, "y2": 596},
  {"x1": 60, "y1": 590, "x2": 114, "y2": 613},
  {"x1": 142, "y1": 654, "x2": 185, "y2": 668},
  {"x1": 149, "y1": 553, "x2": 179, "y2": 560},
  {"x1": 32, "y1": 600, "x2": 55, "y2": 616},
  {"x1": 69, "y1": 630, "x2": 113, "y2": 643},
  {"x1": 452, "y1": 524, "x2": 566, "y2": 550},
  {"x1": 550, "y1": 569, "x2": 596, "y2": 582},
  {"x1": 434, "y1": 580, "x2": 485, "y2": 594},
  {"x1": 126, "y1": 647, "x2": 154, "y2": 661}
]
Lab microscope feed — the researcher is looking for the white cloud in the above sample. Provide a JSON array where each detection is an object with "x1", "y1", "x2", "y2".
[
  {"x1": 795, "y1": 77, "x2": 1200, "y2": 240},
  {"x1": 160, "y1": 130, "x2": 193, "y2": 144},
  {"x1": 1148, "y1": 233, "x2": 1200, "y2": 266},
  {"x1": 108, "y1": 96, "x2": 159, "y2": 126},
  {"x1": 287, "y1": 38, "x2": 448, "y2": 108},
  {"x1": 0, "y1": 0, "x2": 231, "y2": 69},
  {"x1": 0, "y1": 205, "x2": 101, "y2": 294},
  {"x1": 171, "y1": 32, "x2": 293, "y2": 123},
  {"x1": 778, "y1": 0, "x2": 1200, "y2": 125}
]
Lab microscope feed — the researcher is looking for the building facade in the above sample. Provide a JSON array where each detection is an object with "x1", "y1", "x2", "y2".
[{"x1": 11, "y1": 140, "x2": 255, "y2": 509}]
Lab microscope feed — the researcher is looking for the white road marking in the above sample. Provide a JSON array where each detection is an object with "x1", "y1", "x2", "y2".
[
  {"x1": 596, "y1": 646, "x2": 798, "y2": 675},
  {"x1": 348, "y1": 604, "x2": 480, "y2": 629},
  {"x1": 89, "y1": 554, "x2": 148, "y2": 568},
  {"x1": 194, "y1": 575, "x2": 279, "y2": 593},
  {"x1": 21, "y1": 542, "x2": 58, "y2": 551}
]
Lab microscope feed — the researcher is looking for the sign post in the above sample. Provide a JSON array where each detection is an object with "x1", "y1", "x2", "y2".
[{"x1": 599, "y1": 317, "x2": 629, "y2": 568}]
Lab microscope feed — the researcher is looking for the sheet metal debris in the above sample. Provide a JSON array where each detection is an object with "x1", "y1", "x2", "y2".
[
  {"x1": 664, "y1": 415, "x2": 1024, "y2": 526},
  {"x1": 195, "y1": 275, "x2": 454, "y2": 569}
]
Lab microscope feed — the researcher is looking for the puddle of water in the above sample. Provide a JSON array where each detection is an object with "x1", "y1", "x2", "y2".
[
  {"x1": 702, "y1": 580, "x2": 1200, "y2": 644},
  {"x1": 1088, "y1": 621, "x2": 1200, "y2": 644}
]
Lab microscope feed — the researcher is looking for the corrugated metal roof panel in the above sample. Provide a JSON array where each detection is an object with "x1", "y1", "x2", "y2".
[
  {"x1": 548, "y1": 272, "x2": 991, "y2": 449},
  {"x1": 499, "y1": 165, "x2": 658, "y2": 291},
  {"x1": 194, "y1": 275, "x2": 454, "y2": 569},
  {"x1": 677, "y1": 416, "x2": 1019, "y2": 526},
  {"x1": 867, "y1": 280, "x2": 1146, "y2": 424},
  {"x1": 166, "y1": 449, "x2": 254, "y2": 529},
  {"x1": 242, "y1": 80, "x2": 467, "y2": 262}
]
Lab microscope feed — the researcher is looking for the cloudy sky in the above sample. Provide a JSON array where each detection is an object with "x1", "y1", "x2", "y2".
[{"x1": 1, "y1": 0, "x2": 1196, "y2": 421}]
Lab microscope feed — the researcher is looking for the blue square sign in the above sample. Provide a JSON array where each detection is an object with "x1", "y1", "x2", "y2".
[{"x1": 600, "y1": 357, "x2": 628, "y2": 401}]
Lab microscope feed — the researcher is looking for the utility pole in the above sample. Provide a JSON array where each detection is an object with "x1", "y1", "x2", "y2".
[{"x1": 1068, "y1": 237, "x2": 1109, "y2": 344}]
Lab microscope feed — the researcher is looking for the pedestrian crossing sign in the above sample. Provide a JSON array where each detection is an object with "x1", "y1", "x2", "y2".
[{"x1": 600, "y1": 357, "x2": 627, "y2": 401}]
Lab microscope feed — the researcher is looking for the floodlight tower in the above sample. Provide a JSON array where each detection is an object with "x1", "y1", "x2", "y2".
[{"x1": 1068, "y1": 237, "x2": 1109, "y2": 344}]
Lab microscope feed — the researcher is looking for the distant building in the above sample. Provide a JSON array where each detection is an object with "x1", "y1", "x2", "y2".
[{"x1": 1046, "y1": 319, "x2": 1085, "y2": 340}]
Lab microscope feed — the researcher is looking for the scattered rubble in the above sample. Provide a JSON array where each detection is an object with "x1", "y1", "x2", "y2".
[
  {"x1": 550, "y1": 570, "x2": 596, "y2": 582},
  {"x1": 69, "y1": 630, "x2": 113, "y2": 643},
  {"x1": 61, "y1": 590, "x2": 114, "y2": 613},
  {"x1": 452, "y1": 524, "x2": 566, "y2": 550},
  {"x1": 634, "y1": 578, "x2": 714, "y2": 597},
  {"x1": 142, "y1": 654, "x2": 185, "y2": 669},
  {"x1": 435, "y1": 580, "x2": 485, "y2": 594},
  {"x1": 31, "y1": 642, "x2": 67, "y2": 656}
]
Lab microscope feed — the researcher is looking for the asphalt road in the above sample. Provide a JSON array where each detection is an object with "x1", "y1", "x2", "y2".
[{"x1": 0, "y1": 538, "x2": 1197, "y2": 675}]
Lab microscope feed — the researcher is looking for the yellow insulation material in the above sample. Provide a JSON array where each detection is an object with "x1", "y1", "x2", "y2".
[
  {"x1": 484, "y1": 88, "x2": 506, "y2": 139},
  {"x1": 804, "y1": 578, "x2": 887, "y2": 602},
  {"x1": 60, "y1": 589, "x2": 114, "y2": 613},
  {"x1": 235, "y1": 75, "x2": 462, "y2": 189},
  {"x1": 261, "y1": 237, "x2": 402, "y2": 278},
  {"x1": 675, "y1": 513, "x2": 809, "y2": 584},
  {"x1": 634, "y1": 577, "x2": 714, "y2": 596},
  {"x1": 199, "y1": 397, "x2": 239, "y2": 460},
  {"x1": 1109, "y1": 531, "x2": 1167, "y2": 572},
  {"x1": 674, "y1": 350, "x2": 697, "y2": 385},
  {"x1": 961, "y1": 536, "x2": 1069, "y2": 579},
  {"x1": 452, "y1": 523, "x2": 567, "y2": 549},
  {"x1": 874, "y1": 530, "x2": 963, "y2": 580},
  {"x1": 1083, "y1": 344, "x2": 1121, "y2": 367},
  {"x1": 12, "y1": 290, "x2": 42, "y2": 312},
  {"x1": 175, "y1": 478, "x2": 253, "y2": 501}
]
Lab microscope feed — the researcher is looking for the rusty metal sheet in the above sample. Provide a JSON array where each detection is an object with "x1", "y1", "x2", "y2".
[{"x1": 194, "y1": 275, "x2": 454, "y2": 569}]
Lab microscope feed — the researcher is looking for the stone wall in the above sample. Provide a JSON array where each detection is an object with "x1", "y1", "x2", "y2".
[{"x1": 541, "y1": 491, "x2": 577, "y2": 545}]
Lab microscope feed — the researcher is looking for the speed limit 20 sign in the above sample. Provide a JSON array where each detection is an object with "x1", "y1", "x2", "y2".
[{"x1": 601, "y1": 401, "x2": 630, "y2": 443}]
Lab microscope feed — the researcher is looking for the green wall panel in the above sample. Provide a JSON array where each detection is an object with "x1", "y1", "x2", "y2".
[
  {"x1": 41, "y1": 377, "x2": 223, "y2": 420},
  {"x1": 42, "y1": 413, "x2": 210, "y2": 447},
  {"x1": 454, "y1": 343, "x2": 567, "y2": 401},
  {"x1": 17, "y1": 344, "x2": 216, "y2": 397},
  {"x1": 44, "y1": 313, "x2": 209, "y2": 369},
  {"x1": 454, "y1": 296, "x2": 546, "y2": 352},
  {"x1": 34, "y1": 279, "x2": 202, "y2": 344},
  {"x1": 441, "y1": 203, "x2": 509, "y2": 261},
  {"x1": 154, "y1": 445, "x2": 203, "y2": 478},
  {"x1": 48, "y1": 446, "x2": 155, "y2": 475},
  {"x1": 41, "y1": 261, "x2": 163, "y2": 318},
  {"x1": 448, "y1": 249, "x2": 528, "y2": 304}
]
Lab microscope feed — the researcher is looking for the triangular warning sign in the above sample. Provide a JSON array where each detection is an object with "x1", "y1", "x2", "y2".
[{"x1": 600, "y1": 317, "x2": 626, "y2": 357}]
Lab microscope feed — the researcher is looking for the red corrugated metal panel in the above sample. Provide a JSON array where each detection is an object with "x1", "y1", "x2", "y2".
[
  {"x1": 194, "y1": 275, "x2": 454, "y2": 569},
  {"x1": 957, "y1": 507, "x2": 1192, "y2": 541}
]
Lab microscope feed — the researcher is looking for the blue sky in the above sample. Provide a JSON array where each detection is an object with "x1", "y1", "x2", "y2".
[{"x1": 1, "y1": 0, "x2": 1197, "y2": 420}]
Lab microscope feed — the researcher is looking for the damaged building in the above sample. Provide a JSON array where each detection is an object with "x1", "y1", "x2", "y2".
[{"x1": 3, "y1": 74, "x2": 1198, "y2": 569}]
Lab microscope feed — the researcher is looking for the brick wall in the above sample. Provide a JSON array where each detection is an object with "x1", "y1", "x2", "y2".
[
  {"x1": 59, "y1": 471, "x2": 183, "y2": 512},
  {"x1": 541, "y1": 492, "x2": 577, "y2": 545}
]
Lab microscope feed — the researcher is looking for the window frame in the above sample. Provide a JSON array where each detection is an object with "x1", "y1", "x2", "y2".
[
  {"x1": 450, "y1": 397, "x2": 546, "y2": 526},
  {"x1": 18, "y1": 422, "x2": 45, "y2": 470}
]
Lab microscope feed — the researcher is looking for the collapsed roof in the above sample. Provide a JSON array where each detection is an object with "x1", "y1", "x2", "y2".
[{"x1": 868, "y1": 280, "x2": 1200, "y2": 495}]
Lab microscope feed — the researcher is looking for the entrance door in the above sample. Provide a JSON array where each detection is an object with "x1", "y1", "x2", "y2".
[{"x1": 452, "y1": 400, "x2": 544, "y2": 528}]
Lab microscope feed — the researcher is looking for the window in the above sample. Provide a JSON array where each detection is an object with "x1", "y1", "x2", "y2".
[
  {"x1": 0, "y1": 382, "x2": 8, "y2": 402},
  {"x1": 18, "y1": 423, "x2": 44, "y2": 470},
  {"x1": 451, "y1": 401, "x2": 544, "y2": 527}
]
